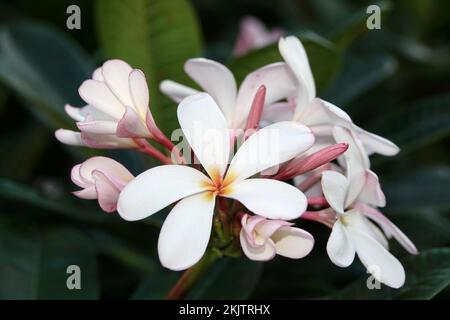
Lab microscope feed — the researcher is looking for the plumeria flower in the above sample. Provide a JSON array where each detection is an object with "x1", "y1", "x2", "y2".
[
  {"x1": 71, "y1": 156, "x2": 134, "y2": 212},
  {"x1": 55, "y1": 59, "x2": 169, "y2": 149},
  {"x1": 240, "y1": 214, "x2": 314, "y2": 261},
  {"x1": 322, "y1": 170, "x2": 418, "y2": 288},
  {"x1": 233, "y1": 15, "x2": 284, "y2": 57},
  {"x1": 262, "y1": 36, "x2": 399, "y2": 157},
  {"x1": 160, "y1": 58, "x2": 297, "y2": 131},
  {"x1": 318, "y1": 128, "x2": 417, "y2": 288},
  {"x1": 117, "y1": 93, "x2": 314, "y2": 270}
]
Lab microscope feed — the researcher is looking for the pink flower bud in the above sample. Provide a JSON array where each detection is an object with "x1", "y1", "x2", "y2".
[
  {"x1": 240, "y1": 214, "x2": 314, "y2": 261},
  {"x1": 71, "y1": 157, "x2": 134, "y2": 212}
]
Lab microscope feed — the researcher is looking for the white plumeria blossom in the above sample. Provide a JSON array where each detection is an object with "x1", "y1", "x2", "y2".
[
  {"x1": 320, "y1": 129, "x2": 418, "y2": 288},
  {"x1": 55, "y1": 59, "x2": 158, "y2": 149},
  {"x1": 240, "y1": 214, "x2": 314, "y2": 261},
  {"x1": 117, "y1": 92, "x2": 315, "y2": 270},
  {"x1": 262, "y1": 36, "x2": 400, "y2": 158},
  {"x1": 160, "y1": 57, "x2": 297, "y2": 130}
]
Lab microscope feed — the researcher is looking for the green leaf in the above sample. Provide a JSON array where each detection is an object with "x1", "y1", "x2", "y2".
[
  {"x1": 0, "y1": 22, "x2": 93, "y2": 129},
  {"x1": 329, "y1": 248, "x2": 450, "y2": 299},
  {"x1": 367, "y1": 93, "x2": 450, "y2": 153},
  {"x1": 0, "y1": 178, "x2": 106, "y2": 224},
  {"x1": 186, "y1": 258, "x2": 263, "y2": 299},
  {"x1": 95, "y1": 0, "x2": 202, "y2": 134},
  {"x1": 228, "y1": 32, "x2": 341, "y2": 93},
  {"x1": 0, "y1": 219, "x2": 99, "y2": 299},
  {"x1": 323, "y1": 52, "x2": 397, "y2": 106}
]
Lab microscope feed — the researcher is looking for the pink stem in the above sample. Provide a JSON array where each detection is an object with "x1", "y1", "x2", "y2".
[
  {"x1": 134, "y1": 139, "x2": 172, "y2": 164},
  {"x1": 307, "y1": 196, "x2": 329, "y2": 207}
]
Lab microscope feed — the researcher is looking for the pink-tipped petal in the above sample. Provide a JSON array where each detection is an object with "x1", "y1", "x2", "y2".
[
  {"x1": 94, "y1": 174, "x2": 121, "y2": 213},
  {"x1": 116, "y1": 106, "x2": 151, "y2": 138},
  {"x1": 358, "y1": 170, "x2": 386, "y2": 207}
]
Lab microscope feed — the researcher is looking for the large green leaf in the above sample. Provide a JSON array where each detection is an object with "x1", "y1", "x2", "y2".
[
  {"x1": 228, "y1": 32, "x2": 342, "y2": 93},
  {"x1": 367, "y1": 93, "x2": 450, "y2": 153},
  {"x1": 95, "y1": 0, "x2": 202, "y2": 134},
  {"x1": 0, "y1": 22, "x2": 93, "y2": 129},
  {"x1": 329, "y1": 248, "x2": 450, "y2": 299},
  {"x1": 0, "y1": 178, "x2": 106, "y2": 224},
  {"x1": 0, "y1": 219, "x2": 99, "y2": 299}
]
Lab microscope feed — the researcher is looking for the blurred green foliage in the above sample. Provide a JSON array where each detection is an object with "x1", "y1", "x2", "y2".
[{"x1": 0, "y1": 0, "x2": 449, "y2": 299}]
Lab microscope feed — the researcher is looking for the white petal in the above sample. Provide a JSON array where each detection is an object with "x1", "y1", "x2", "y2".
[
  {"x1": 358, "y1": 170, "x2": 386, "y2": 207},
  {"x1": 159, "y1": 79, "x2": 198, "y2": 103},
  {"x1": 77, "y1": 120, "x2": 118, "y2": 134},
  {"x1": 357, "y1": 126, "x2": 400, "y2": 156},
  {"x1": 224, "y1": 178, "x2": 307, "y2": 220},
  {"x1": 158, "y1": 193, "x2": 215, "y2": 270},
  {"x1": 333, "y1": 126, "x2": 368, "y2": 206},
  {"x1": 272, "y1": 227, "x2": 314, "y2": 259},
  {"x1": 227, "y1": 121, "x2": 314, "y2": 182},
  {"x1": 92, "y1": 67, "x2": 104, "y2": 81},
  {"x1": 279, "y1": 36, "x2": 316, "y2": 100},
  {"x1": 234, "y1": 62, "x2": 297, "y2": 129},
  {"x1": 321, "y1": 170, "x2": 348, "y2": 215},
  {"x1": 117, "y1": 165, "x2": 209, "y2": 221},
  {"x1": 65, "y1": 104, "x2": 85, "y2": 121},
  {"x1": 101, "y1": 59, "x2": 134, "y2": 107},
  {"x1": 55, "y1": 129, "x2": 83, "y2": 146},
  {"x1": 240, "y1": 230, "x2": 276, "y2": 261},
  {"x1": 129, "y1": 69, "x2": 149, "y2": 119},
  {"x1": 260, "y1": 102, "x2": 295, "y2": 126},
  {"x1": 79, "y1": 156, "x2": 133, "y2": 183},
  {"x1": 327, "y1": 220, "x2": 355, "y2": 267},
  {"x1": 345, "y1": 210, "x2": 389, "y2": 250},
  {"x1": 359, "y1": 204, "x2": 418, "y2": 255},
  {"x1": 78, "y1": 80, "x2": 125, "y2": 119},
  {"x1": 185, "y1": 58, "x2": 237, "y2": 122},
  {"x1": 177, "y1": 93, "x2": 231, "y2": 180},
  {"x1": 346, "y1": 226, "x2": 406, "y2": 288}
]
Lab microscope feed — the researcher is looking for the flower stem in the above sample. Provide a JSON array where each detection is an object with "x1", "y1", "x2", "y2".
[{"x1": 165, "y1": 249, "x2": 221, "y2": 300}]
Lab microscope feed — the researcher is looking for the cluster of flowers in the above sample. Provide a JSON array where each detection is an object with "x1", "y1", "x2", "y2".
[{"x1": 56, "y1": 35, "x2": 417, "y2": 288}]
